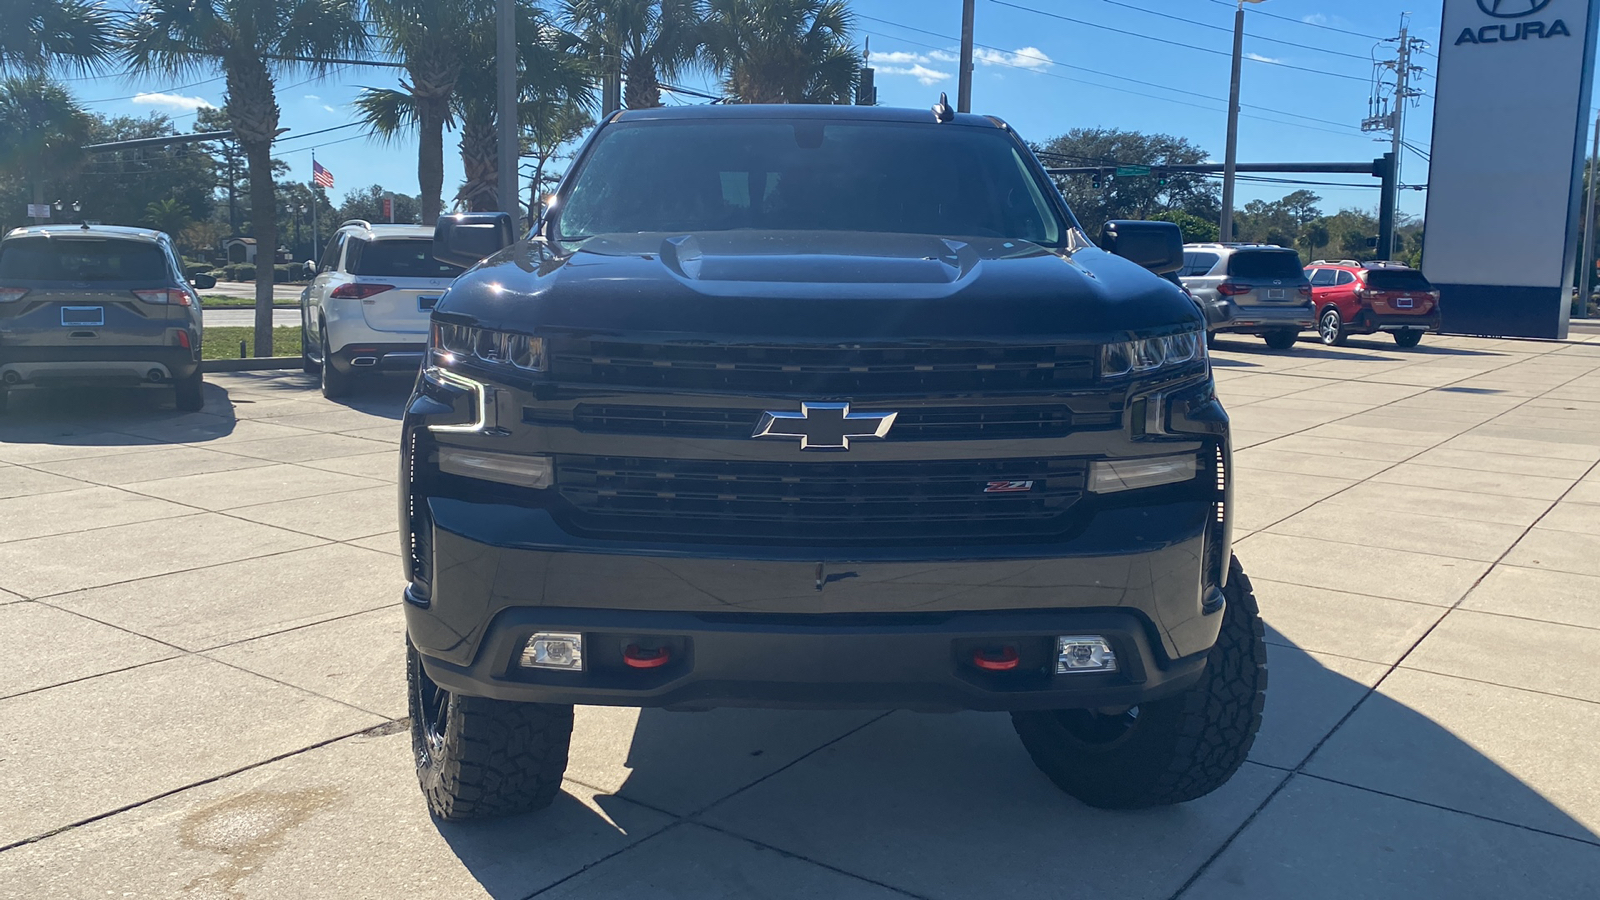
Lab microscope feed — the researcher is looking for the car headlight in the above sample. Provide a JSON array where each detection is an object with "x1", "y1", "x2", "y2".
[
  {"x1": 431, "y1": 322, "x2": 545, "y2": 372},
  {"x1": 1101, "y1": 330, "x2": 1202, "y2": 378}
]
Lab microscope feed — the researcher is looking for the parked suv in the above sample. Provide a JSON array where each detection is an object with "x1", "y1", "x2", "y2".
[
  {"x1": 1179, "y1": 243, "x2": 1313, "y2": 349},
  {"x1": 301, "y1": 220, "x2": 465, "y2": 398},
  {"x1": 1305, "y1": 259, "x2": 1440, "y2": 348},
  {"x1": 0, "y1": 225, "x2": 209, "y2": 413},
  {"x1": 401, "y1": 104, "x2": 1266, "y2": 819}
]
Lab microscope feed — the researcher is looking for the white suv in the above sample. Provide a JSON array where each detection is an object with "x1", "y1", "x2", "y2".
[{"x1": 301, "y1": 220, "x2": 465, "y2": 397}]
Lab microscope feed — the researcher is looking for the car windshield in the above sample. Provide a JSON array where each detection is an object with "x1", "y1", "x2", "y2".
[
  {"x1": 349, "y1": 239, "x2": 465, "y2": 278},
  {"x1": 555, "y1": 119, "x2": 1066, "y2": 246},
  {"x1": 0, "y1": 236, "x2": 170, "y2": 282},
  {"x1": 1365, "y1": 269, "x2": 1431, "y2": 291},
  {"x1": 1227, "y1": 250, "x2": 1304, "y2": 279}
]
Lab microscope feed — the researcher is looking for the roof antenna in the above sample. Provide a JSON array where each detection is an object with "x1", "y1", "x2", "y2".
[{"x1": 932, "y1": 91, "x2": 955, "y2": 123}]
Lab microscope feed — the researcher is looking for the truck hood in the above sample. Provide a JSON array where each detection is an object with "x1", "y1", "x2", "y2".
[{"x1": 436, "y1": 230, "x2": 1201, "y2": 341}]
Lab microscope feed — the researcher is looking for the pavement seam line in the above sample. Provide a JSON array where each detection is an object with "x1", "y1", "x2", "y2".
[{"x1": 1295, "y1": 771, "x2": 1600, "y2": 848}]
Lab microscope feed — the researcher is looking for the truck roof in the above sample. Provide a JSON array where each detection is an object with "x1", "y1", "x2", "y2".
[{"x1": 611, "y1": 103, "x2": 1004, "y2": 129}]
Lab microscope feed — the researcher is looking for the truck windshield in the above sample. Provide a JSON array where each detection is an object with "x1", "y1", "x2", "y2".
[{"x1": 554, "y1": 119, "x2": 1066, "y2": 246}]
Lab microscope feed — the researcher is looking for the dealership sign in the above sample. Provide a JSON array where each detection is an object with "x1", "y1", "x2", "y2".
[{"x1": 1424, "y1": 0, "x2": 1600, "y2": 338}]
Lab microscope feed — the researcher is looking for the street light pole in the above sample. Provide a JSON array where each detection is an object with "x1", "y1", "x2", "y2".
[
  {"x1": 958, "y1": 0, "x2": 975, "y2": 113},
  {"x1": 496, "y1": 0, "x2": 519, "y2": 221},
  {"x1": 1221, "y1": 0, "x2": 1260, "y2": 243}
]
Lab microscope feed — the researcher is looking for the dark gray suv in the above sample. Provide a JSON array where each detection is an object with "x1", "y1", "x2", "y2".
[
  {"x1": 1179, "y1": 243, "x2": 1314, "y2": 349},
  {"x1": 0, "y1": 225, "x2": 210, "y2": 412}
]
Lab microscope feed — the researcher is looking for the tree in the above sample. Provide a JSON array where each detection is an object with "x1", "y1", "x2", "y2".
[
  {"x1": 335, "y1": 183, "x2": 423, "y2": 225},
  {"x1": 702, "y1": 0, "x2": 859, "y2": 104},
  {"x1": 0, "y1": 0, "x2": 117, "y2": 75},
  {"x1": 1150, "y1": 209, "x2": 1219, "y2": 244},
  {"x1": 357, "y1": 0, "x2": 490, "y2": 226},
  {"x1": 1037, "y1": 128, "x2": 1218, "y2": 239},
  {"x1": 0, "y1": 76, "x2": 93, "y2": 231},
  {"x1": 143, "y1": 196, "x2": 193, "y2": 237},
  {"x1": 118, "y1": 0, "x2": 368, "y2": 356},
  {"x1": 565, "y1": 0, "x2": 702, "y2": 110},
  {"x1": 524, "y1": 101, "x2": 594, "y2": 220}
]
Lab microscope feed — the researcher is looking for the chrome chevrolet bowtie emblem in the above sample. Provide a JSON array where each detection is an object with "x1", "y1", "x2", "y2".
[{"x1": 752, "y1": 402, "x2": 897, "y2": 450}]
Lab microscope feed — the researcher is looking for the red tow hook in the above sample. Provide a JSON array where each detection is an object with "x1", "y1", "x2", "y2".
[
  {"x1": 623, "y1": 645, "x2": 671, "y2": 669},
  {"x1": 972, "y1": 646, "x2": 1020, "y2": 671}
]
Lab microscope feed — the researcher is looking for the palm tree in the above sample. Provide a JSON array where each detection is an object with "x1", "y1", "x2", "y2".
[
  {"x1": 565, "y1": 0, "x2": 702, "y2": 111},
  {"x1": 144, "y1": 196, "x2": 193, "y2": 237},
  {"x1": 0, "y1": 0, "x2": 118, "y2": 75},
  {"x1": 355, "y1": 0, "x2": 490, "y2": 226},
  {"x1": 0, "y1": 76, "x2": 93, "y2": 226},
  {"x1": 702, "y1": 0, "x2": 858, "y2": 104},
  {"x1": 118, "y1": 0, "x2": 367, "y2": 356}
]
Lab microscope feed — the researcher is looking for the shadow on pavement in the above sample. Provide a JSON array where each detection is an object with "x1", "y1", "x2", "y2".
[
  {"x1": 0, "y1": 381, "x2": 240, "y2": 447},
  {"x1": 436, "y1": 636, "x2": 1600, "y2": 898}
]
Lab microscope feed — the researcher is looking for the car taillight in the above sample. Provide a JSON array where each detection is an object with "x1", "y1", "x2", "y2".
[
  {"x1": 1217, "y1": 283, "x2": 1251, "y2": 296},
  {"x1": 1354, "y1": 288, "x2": 1377, "y2": 305},
  {"x1": 134, "y1": 288, "x2": 192, "y2": 306},
  {"x1": 0, "y1": 287, "x2": 27, "y2": 303},
  {"x1": 1297, "y1": 284, "x2": 1312, "y2": 297},
  {"x1": 330, "y1": 283, "x2": 395, "y2": 299}
]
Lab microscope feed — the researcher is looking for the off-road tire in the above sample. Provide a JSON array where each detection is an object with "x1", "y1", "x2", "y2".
[
  {"x1": 320, "y1": 327, "x2": 353, "y2": 399},
  {"x1": 1262, "y1": 329, "x2": 1298, "y2": 350},
  {"x1": 174, "y1": 369, "x2": 205, "y2": 412},
  {"x1": 1318, "y1": 308, "x2": 1348, "y2": 346},
  {"x1": 1011, "y1": 556, "x2": 1267, "y2": 809},
  {"x1": 407, "y1": 641, "x2": 574, "y2": 820},
  {"x1": 1393, "y1": 329, "x2": 1424, "y2": 349}
]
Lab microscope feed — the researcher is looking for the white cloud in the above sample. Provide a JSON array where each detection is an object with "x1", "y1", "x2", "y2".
[
  {"x1": 322, "y1": 104, "x2": 337, "y2": 113},
  {"x1": 973, "y1": 46, "x2": 1051, "y2": 71},
  {"x1": 927, "y1": 49, "x2": 960, "y2": 62},
  {"x1": 874, "y1": 50, "x2": 928, "y2": 65},
  {"x1": 1303, "y1": 13, "x2": 1329, "y2": 26},
  {"x1": 1245, "y1": 52, "x2": 1283, "y2": 64},
  {"x1": 304, "y1": 94, "x2": 321, "y2": 101},
  {"x1": 131, "y1": 92, "x2": 215, "y2": 111},
  {"x1": 879, "y1": 64, "x2": 953, "y2": 86}
]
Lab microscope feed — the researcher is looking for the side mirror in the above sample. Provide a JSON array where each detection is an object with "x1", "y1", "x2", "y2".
[
  {"x1": 1101, "y1": 220, "x2": 1184, "y2": 275},
  {"x1": 190, "y1": 273, "x2": 217, "y2": 290},
  {"x1": 433, "y1": 212, "x2": 516, "y2": 269}
]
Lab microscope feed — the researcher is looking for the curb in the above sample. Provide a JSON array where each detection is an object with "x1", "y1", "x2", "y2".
[{"x1": 202, "y1": 357, "x2": 302, "y2": 373}]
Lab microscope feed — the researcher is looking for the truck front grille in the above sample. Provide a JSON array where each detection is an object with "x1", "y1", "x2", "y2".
[
  {"x1": 533, "y1": 403, "x2": 1119, "y2": 441},
  {"x1": 554, "y1": 455, "x2": 1088, "y2": 541},
  {"x1": 548, "y1": 338, "x2": 1097, "y2": 394}
]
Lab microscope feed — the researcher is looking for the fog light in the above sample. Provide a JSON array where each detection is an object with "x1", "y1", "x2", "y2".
[
  {"x1": 1057, "y1": 636, "x2": 1117, "y2": 673},
  {"x1": 521, "y1": 632, "x2": 584, "y2": 671}
]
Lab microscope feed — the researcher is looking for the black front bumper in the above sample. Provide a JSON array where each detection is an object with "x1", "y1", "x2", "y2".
[{"x1": 405, "y1": 496, "x2": 1228, "y2": 712}]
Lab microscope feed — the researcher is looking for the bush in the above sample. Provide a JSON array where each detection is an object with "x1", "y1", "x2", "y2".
[
  {"x1": 273, "y1": 264, "x2": 298, "y2": 284},
  {"x1": 223, "y1": 263, "x2": 255, "y2": 282}
]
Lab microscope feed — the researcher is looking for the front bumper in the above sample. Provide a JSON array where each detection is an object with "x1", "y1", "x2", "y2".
[{"x1": 405, "y1": 496, "x2": 1227, "y2": 712}]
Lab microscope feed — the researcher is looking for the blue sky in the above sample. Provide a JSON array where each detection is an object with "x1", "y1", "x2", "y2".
[{"x1": 61, "y1": 1, "x2": 1537, "y2": 223}]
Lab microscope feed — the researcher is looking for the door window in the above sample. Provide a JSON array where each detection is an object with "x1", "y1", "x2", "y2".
[
  {"x1": 1334, "y1": 270, "x2": 1355, "y2": 285},
  {"x1": 318, "y1": 234, "x2": 344, "y2": 273},
  {"x1": 1309, "y1": 268, "x2": 1337, "y2": 286}
]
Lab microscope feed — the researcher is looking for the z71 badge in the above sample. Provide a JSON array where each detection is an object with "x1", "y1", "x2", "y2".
[{"x1": 984, "y1": 480, "x2": 1035, "y2": 493}]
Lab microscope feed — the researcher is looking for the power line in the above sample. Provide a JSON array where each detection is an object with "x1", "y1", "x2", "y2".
[
  {"x1": 1090, "y1": 0, "x2": 1374, "y2": 62},
  {"x1": 79, "y1": 76, "x2": 226, "y2": 104},
  {"x1": 273, "y1": 121, "x2": 363, "y2": 145},
  {"x1": 858, "y1": 23, "x2": 1367, "y2": 140},
  {"x1": 987, "y1": 0, "x2": 1370, "y2": 83},
  {"x1": 1205, "y1": 0, "x2": 1383, "y2": 41}
]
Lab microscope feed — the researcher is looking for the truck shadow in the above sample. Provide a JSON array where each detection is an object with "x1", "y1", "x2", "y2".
[{"x1": 438, "y1": 637, "x2": 1600, "y2": 898}]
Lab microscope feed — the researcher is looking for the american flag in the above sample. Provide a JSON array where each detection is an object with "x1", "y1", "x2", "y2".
[{"x1": 312, "y1": 160, "x2": 335, "y2": 189}]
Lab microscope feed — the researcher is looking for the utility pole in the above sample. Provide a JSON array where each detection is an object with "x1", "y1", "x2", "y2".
[
  {"x1": 1365, "y1": 16, "x2": 1425, "y2": 260},
  {"x1": 497, "y1": 0, "x2": 518, "y2": 221},
  {"x1": 1220, "y1": 1, "x2": 1262, "y2": 242},
  {"x1": 957, "y1": 0, "x2": 975, "y2": 113},
  {"x1": 1579, "y1": 114, "x2": 1599, "y2": 318}
]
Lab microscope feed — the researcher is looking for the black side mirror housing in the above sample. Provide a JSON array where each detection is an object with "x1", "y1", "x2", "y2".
[
  {"x1": 189, "y1": 273, "x2": 216, "y2": 290},
  {"x1": 1101, "y1": 220, "x2": 1184, "y2": 275},
  {"x1": 433, "y1": 212, "x2": 516, "y2": 269}
]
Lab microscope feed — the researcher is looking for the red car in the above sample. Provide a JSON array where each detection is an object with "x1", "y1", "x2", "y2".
[{"x1": 1304, "y1": 260, "x2": 1441, "y2": 348}]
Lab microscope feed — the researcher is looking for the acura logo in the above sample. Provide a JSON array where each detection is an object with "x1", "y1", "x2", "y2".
[
  {"x1": 752, "y1": 402, "x2": 897, "y2": 450},
  {"x1": 1477, "y1": 0, "x2": 1552, "y2": 17}
]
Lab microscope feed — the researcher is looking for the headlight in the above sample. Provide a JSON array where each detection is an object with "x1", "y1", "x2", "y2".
[
  {"x1": 430, "y1": 322, "x2": 545, "y2": 372},
  {"x1": 1101, "y1": 330, "x2": 1202, "y2": 378}
]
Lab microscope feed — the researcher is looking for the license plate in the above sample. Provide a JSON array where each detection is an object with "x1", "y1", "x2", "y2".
[
  {"x1": 418, "y1": 295, "x2": 440, "y2": 311},
  {"x1": 1395, "y1": 296, "x2": 1414, "y2": 308},
  {"x1": 61, "y1": 306, "x2": 103, "y2": 326},
  {"x1": 1267, "y1": 288, "x2": 1286, "y2": 300}
]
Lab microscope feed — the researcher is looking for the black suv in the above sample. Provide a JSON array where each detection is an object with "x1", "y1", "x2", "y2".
[{"x1": 401, "y1": 104, "x2": 1266, "y2": 819}]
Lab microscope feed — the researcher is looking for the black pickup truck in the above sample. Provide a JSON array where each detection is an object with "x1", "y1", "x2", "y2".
[{"x1": 400, "y1": 103, "x2": 1266, "y2": 819}]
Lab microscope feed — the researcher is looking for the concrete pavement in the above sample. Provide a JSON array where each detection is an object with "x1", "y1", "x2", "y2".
[
  {"x1": 202, "y1": 307, "x2": 304, "y2": 328},
  {"x1": 204, "y1": 280, "x2": 308, "y2": 304},
  {"x1": 2, "y1": 332, "x2": 1599, "y2": 898}
]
